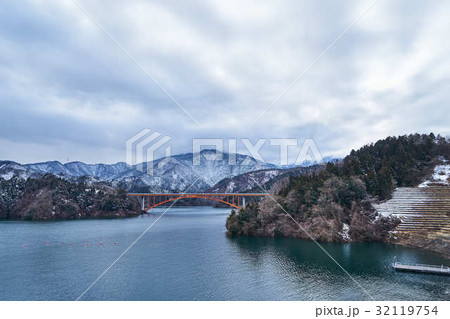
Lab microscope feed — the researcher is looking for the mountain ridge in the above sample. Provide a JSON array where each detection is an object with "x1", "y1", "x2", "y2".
[
  {"x1": 0, "y1": 150, "x2": 280, "y2": 193},
  {"x1": 0, "y1": 150, "x2": 338, "y2": 193}
]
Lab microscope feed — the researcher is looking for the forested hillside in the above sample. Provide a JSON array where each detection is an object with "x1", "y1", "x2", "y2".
[
  {"x1": 0, "y1": 174, "x2": 142, "y2": 220},
  {"x1": 226, "y1": 133, "x2": 450, "y2": 243},
  {"x1": 339, "y1": 133, "x2": 449, "y2": 199}
]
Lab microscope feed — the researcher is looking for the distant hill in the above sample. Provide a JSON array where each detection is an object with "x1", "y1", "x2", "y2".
[
  {"x1": 0, "y1": 174, "x2": 142, "y2": 221},
  {"x1": 207, "y1": 164, "x2": 327, "y2": 194}
]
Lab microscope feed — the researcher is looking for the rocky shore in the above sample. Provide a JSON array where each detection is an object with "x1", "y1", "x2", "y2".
[{"x1": 392, "y1": 231, "x2": 450, "y2": 258}]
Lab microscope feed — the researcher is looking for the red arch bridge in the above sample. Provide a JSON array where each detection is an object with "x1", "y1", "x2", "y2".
[{"x1": 129, "y1": 193, "x2": 269, "y2": 211}]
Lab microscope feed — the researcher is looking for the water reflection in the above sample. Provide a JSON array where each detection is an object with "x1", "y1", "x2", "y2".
[
  {"x1": 0, "y1": 208, "x2": 448, "y2": 301},
  {"x1": 227, "y1": 234, "x2": 450, "y2": 300}
]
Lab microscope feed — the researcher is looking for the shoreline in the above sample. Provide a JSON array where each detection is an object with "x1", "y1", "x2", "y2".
[{"x1": 226, "y1": 231, "x2": 450, "y2": 260}]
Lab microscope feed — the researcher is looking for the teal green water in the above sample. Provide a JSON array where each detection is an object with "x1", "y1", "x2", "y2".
[{"x1": 0, "y1": 207, "x2": 448, "y2": 300}]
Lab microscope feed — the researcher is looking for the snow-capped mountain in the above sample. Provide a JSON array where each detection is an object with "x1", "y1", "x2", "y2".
[
  {"x1": 25, "y1": 161, "x2": 131, "y2": 180},
  {"x1": 208, "y1": 168, "x2": 284, "y2": 193},
  {"x1": 0, "y1": 161, "x2": 38, "y2": 180},
  {"x1": 0, "y1": 150, "x2": 280, "y2": 192},
  {"x1": 207, "y1": 164, "x2": 325, "y2": 194}
]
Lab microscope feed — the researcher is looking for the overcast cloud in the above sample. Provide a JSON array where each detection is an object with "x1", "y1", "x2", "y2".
[{"x1": 0, "y1": 0, "x2": 449, "y2": 164}]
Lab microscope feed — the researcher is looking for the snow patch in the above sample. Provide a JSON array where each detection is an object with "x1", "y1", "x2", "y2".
[
  {"x1": 0, "y1": 172, "x2": 14, "y2": 180},
  {"x1": 339, "y1": 223, "x2": 350, "y2": 241},
  {"x1": 225, "y1": 181, "x2": 236, "y2": 193},
  {"x1": 419, "y1": 162, "x2": 450, "y2": 187}
]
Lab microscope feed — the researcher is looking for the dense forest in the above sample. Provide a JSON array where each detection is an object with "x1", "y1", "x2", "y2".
[
  {"x1": 226, "y1": 133, "x2": 450, "y2": 243},
  {"x1": 337, "y1": 133, "x2": 449, "y2": 199},
  {"x1": 0, "y1": 174, "x2": 142, "y2": 220}
]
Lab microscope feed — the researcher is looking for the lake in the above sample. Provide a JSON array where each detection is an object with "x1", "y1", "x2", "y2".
[{"x1": 0, "y1": 207, "x2": 448, "y2": 300}]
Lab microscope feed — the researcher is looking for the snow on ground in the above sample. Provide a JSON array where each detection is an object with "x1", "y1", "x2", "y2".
[
  {"x1": 0, "y1": 172, "x2": 14, "y2": 181},
  {"x1": 225, "y1": 181, "x2": 235, "y2": 193},
  {"x1": 338, "y1": 223, "x2": 350, "y2": 241},
  {"x1": 419, "y1": 162, "x2": 450, "y2": 187}
]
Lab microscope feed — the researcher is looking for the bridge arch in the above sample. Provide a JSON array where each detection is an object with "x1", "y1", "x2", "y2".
[{"x1": 145, "y1": 194, "x2": 240, "y2": 211}]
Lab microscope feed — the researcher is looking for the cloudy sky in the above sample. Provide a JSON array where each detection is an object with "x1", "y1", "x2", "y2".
[{"x1": 1, "y1": 0, "x2": 449, "y2": 164}]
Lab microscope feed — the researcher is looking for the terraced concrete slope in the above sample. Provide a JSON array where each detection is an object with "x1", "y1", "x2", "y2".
[
  {"x1": 373, "y1": 187, "x2": 450, "y2": 233},
  {"x1": 373, "y1": 186, "x2": 450, "y2": 256}
]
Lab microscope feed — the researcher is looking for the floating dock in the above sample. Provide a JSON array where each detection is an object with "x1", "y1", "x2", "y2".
[{"x1": 393, "y1": 262, "x2": 450, "y2": 275}]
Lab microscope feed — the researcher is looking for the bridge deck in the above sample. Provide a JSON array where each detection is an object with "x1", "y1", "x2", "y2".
[
  {"x1": 129, "y1": 193, "x2": 268, "y2": 196},
  {"x1": 129, "y1": 193, "x2": 269, "y2": 210}
]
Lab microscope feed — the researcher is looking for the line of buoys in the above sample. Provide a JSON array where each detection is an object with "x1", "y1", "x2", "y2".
[{"x1": 24, "y1": 241, "x2": 118, "y2": 248}]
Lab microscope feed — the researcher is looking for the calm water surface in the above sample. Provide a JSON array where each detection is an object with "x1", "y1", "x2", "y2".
[{"x1": 0, "y1": 207, "x2": 448, "y2": 300}]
